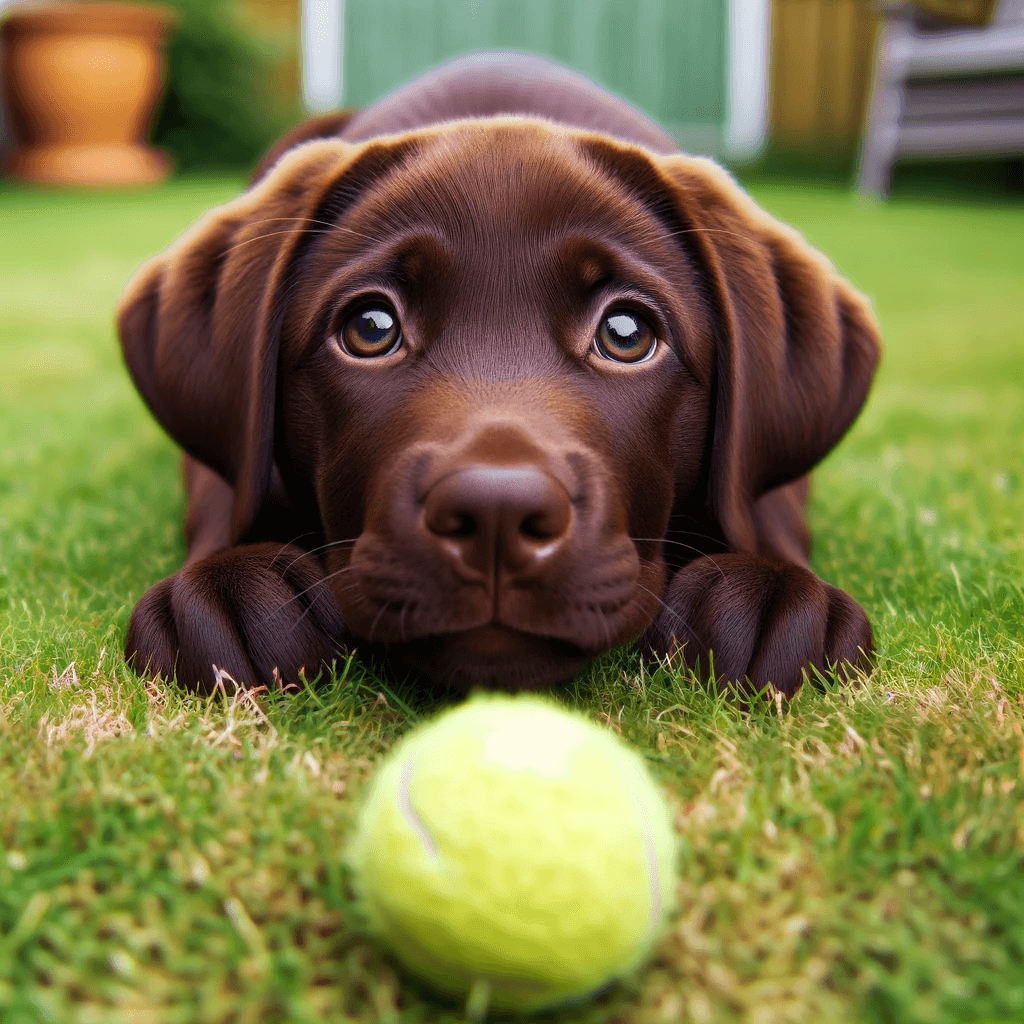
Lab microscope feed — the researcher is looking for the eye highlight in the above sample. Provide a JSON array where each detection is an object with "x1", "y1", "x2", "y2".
[
  {"x1": 341, "y1": 306, "x2": 402, "y2": 358},
  {"x1": 593, "y1": 310, "x2": 657, "y2": 364}
]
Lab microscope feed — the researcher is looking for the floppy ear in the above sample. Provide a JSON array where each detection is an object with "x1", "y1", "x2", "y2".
[
  {"x1": 118, "y1": 137, "x2": 406, "y2": 544},
  {"x1": 652, "y1": 155, "x2": 882, "y2": 552},
  {"x1": 248, "y1": 111, "x2": 357, "y2": 187}
]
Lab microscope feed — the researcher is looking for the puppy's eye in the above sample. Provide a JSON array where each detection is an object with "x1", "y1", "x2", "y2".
[
  {"x1": 594, "y1": 310, "x2": 656, "y2": 363},
  {"x1": 342, "y1": 307, "x2": 401, "y2": 358}
]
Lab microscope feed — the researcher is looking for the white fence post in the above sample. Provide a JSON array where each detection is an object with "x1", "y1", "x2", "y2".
[
  {"x1": 726, "y1": 0, "x2": 771, "y2": 161},
  {"x1": 301, "y1": 0, "x2": 345, "y2": 112}
]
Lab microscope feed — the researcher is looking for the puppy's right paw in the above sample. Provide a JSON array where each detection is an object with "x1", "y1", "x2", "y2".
[{"x1": 125, "y1": 543, "x2": 351, "y2": 691}]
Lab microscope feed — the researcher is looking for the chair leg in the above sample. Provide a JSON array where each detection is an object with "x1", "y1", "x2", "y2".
[
  {"x1": 856, "y1": 18, "x2": 913, "y2": 198},
  {"x1": 1008, "y1": 159, "x2": 1024, "y2": 193}
]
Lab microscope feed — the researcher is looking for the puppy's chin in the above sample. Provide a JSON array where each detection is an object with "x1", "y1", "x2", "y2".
[{"x1": 379, "y1": 625, "x2": 591, "y2": 691}]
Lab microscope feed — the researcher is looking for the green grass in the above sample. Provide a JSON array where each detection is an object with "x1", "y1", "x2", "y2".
[{"x1": 1, "y1": 173, "x2": 1022, "y2": 1024}]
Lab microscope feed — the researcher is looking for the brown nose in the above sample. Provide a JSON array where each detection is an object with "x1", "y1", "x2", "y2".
[{"x1": 423, "y1": 466, "x2": 573, "y2": 578}]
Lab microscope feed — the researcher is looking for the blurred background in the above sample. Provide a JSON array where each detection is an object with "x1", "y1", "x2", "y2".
[{"x1": 0, "y1": 0, "x2": 1021, "y2": 197}]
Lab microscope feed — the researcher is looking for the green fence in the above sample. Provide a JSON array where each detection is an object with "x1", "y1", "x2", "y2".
[{"x1": 343, "y1": 0, "x2": 727, "y2": 151}]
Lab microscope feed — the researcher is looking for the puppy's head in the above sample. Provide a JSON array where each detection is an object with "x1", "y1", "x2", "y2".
[{"x1": 119, "y1": 120, "x2": 879, "y2": 689}]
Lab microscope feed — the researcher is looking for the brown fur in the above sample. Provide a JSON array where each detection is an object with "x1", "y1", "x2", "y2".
[{"x1": 118, "y1": 53, "x2": 880, "y2": 696}]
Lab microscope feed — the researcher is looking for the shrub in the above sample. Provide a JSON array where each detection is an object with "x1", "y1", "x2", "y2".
[{"x1": 152, "y1": 0, "x2": 292, "y2": 173}]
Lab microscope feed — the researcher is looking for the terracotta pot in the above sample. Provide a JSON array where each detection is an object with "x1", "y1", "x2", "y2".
[{"x1": 1, "y1": 2, "x2": 176, "y2": 186}]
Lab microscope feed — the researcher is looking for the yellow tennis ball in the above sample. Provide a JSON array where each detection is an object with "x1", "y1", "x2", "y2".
[{"x1": 347, "y1": 694, "x2": 677, "y2": 1014}]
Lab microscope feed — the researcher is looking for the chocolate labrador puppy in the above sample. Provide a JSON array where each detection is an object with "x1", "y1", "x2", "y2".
[{"x1": 118, "y1": 52, "x2": 880, "y2": 695}]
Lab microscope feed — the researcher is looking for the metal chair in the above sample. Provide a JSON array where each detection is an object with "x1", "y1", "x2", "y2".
[{"x1": 856, "y1": 0, "x2": 1024, "y2": 195}]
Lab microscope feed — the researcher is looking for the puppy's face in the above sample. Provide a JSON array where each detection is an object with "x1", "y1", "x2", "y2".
[
  {"x1": 276, "y1": 123, "x2": 715, "y2": 687},
  {"x1": 119, "y1": 117, "x2": 878, "y2": 692}
]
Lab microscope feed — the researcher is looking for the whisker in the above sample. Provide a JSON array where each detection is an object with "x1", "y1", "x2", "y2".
[
  {"x1": 264, "y1": 564, "x2": 353, "y2": 624},
  {"x1": 630, "y1": 580, "x2": 676, "y2": 621},
  {"x1": 397, "y1": 599, "x2": 414, "y2": 643},
  {"x1": 267, "y1": 532, "x2": 331, "y2": 569},
  {"x1": 367, "y1": 600, "x2": 391, "y2": 643},
  {"x1": 631, "y1": 581, "x2": 704, "y2": 647},
  {"x1": 237, "y1": 216, "x2": 383, "y2": 246},
  {"x1": 631, "y1": 538, "x2": 727, "y2": 579},
  {"x1": 663, "y1": 224, "x2": 764, "y2": 249},
  {"x1": 631, "y1": 535, "x2": 718, "y2": 558},
  {"x1": 219, "y1": 228, "x2": 328, "y2": 259},
  {"x1": 666, "y1": 528, "x2": 729, "y2": 545},
  {"x1": 274, "y1": 537, "x2": 359, "y2": 573},
  {"x1": 240, "y1": 215, "x2": 343, "y2": 232}
]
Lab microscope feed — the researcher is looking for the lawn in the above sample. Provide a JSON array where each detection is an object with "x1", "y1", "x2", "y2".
[{"x1": 0, "y1": 171, "x2": 1022, "y2": 1024}]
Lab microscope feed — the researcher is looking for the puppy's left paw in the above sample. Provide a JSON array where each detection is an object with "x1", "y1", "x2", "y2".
[{"x1": 640, "y1": 553, "x2": 872, "y2": 696}]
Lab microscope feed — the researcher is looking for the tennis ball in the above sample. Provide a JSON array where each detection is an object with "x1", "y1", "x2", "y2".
[{"x1": 347, "y1": 694, "x2": 677, "y2": 1014}]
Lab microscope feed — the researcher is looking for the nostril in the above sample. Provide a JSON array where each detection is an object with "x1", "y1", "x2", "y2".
[
  {"x1": 426, "y1": 507, "x2": 479, "y2": 538},
  {"x1": 448, "y1": 512, "x2": 477, "y2": 538},
  {"x1": 520, "y1": 504, "x2": 570, "y2": 541},
  {"x1": 521, "y1": 513, "x2": 549, "y2": 540}
]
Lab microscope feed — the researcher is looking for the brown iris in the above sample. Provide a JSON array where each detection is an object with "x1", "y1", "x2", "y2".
[
  {"x1": 594, "y1": 310, "x2": 656, "y2": 363},
  {"x1": 342, "y1": 306, "x2": 401, "y2": 358}
]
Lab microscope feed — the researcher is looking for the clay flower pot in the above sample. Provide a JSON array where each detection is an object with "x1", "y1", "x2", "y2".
[{"x1": 1, "y1": 2, "x2": 176, "y2": 186}]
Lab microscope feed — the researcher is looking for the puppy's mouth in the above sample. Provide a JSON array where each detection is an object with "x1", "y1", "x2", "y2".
[{"x1": 377, "y1": 624, "x2": 591, "y2": 691}]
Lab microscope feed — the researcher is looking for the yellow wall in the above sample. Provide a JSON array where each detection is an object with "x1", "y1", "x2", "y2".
[{"x1": 771, "y1": 0, "x2": 880, "y2": 154}]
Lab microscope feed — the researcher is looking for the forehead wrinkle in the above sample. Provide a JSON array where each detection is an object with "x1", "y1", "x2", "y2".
[
  {"x1": 424, "y1": 297, "x2": 571, "y2": 382},
  {"x1": 346, "y1": 124, "x2": 660, "y2": 253}
]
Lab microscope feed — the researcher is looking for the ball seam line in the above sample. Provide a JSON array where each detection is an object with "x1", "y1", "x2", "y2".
[
  {"x1": 642, "y1": 813, "x2": 662, "y2": 940},
  {"x1": 399, "y1": 759, "x2": 439, "y2": 859}
]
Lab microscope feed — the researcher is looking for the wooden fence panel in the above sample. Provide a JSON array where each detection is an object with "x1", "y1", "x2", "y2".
[{"x1": 343, "y1": 0, "x2": 727, "y2": 146}]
